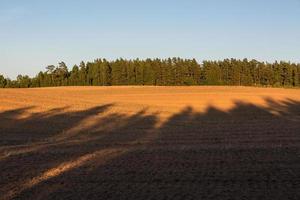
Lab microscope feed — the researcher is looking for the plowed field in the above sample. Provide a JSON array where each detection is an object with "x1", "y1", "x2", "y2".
[{"x1": 0, "y1": 86, "x2": 299, "y2": 200}]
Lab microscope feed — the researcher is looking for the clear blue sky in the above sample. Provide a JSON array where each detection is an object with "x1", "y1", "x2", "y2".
[{"x1": 1, "y1": 0, "x2": 300, "y2": 78}]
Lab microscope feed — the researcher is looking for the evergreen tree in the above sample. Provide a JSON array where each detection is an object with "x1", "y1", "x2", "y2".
[
  {"x1": 17, "y1": 75, "x2": 31, "y2": 88},
  {"x1": 2, "y1": 58, "x2": 300, "y2": 88},
  {"x1": 0, "y1": 75, "x2": 6, "y2": 88},
  {"x1": 79, "y1": 61, "x2": 87, "y2": 86}
]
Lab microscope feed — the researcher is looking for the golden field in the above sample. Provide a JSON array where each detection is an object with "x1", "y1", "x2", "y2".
[
  {"x1": 0, "y1": 86, "x2": 299, "y2": 200},
  {"x1": 1, "y1": 86, "x2": 300, "y2": 119}
]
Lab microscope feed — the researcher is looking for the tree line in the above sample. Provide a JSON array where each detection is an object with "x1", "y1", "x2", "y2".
[{"x1": 1, "y1": 58, "x2": 300, "y2": 88}]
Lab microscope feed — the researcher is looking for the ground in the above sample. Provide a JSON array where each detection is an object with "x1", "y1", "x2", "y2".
[{"x1": 0, "y1": 86, "x2": 299, "y2": 200}]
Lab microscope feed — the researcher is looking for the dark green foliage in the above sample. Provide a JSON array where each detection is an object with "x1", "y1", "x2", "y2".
[
  {"x1": 200, "y1": 59, "x2": 300, "y2": 88},
  {"x1": 16, "y1": 75, "x2": 31, "y2": 88},
  {"x1": 2, "y1": 58, "x2": 300, "y2": 88},
  {"x1": 0, "y1": 74, "x2": 6, "y2": 88}
]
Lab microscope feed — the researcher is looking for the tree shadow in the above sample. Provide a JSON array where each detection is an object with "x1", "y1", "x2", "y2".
[
  {"x1": 0, "y1": 98, "x2": 300, "y2": 200},
  {"x1": 0, "y1": 104, "x2": 159, "y2": 200},
  {"x1": 0, "y1": 104, "x2": 113, "y2": 146}
]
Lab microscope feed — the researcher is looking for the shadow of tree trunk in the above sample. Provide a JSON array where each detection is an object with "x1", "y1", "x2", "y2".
[{"x1": 0, "y1": 98, "x2": 299, "y2": 200}]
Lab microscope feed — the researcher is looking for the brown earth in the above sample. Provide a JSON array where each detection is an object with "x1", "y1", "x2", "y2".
[{"x1": 0, "y1": 86, "x2": 299, "y2": 200}]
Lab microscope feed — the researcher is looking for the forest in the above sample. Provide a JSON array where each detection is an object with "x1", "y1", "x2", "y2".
[{"x1": 1, "y1": 58, "x2": 300, "y2": 88}]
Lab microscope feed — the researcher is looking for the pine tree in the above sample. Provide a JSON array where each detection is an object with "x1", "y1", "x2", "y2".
[{"x1": 0, "y1": 75, "x2": 6, "y2": 88}]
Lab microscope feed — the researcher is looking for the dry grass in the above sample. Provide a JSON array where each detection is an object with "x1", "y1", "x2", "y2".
[{"x1": 0, "y1": 86, "x2": 299, "y2": 200}]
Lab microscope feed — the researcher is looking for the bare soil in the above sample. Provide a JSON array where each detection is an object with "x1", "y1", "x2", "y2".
[{"x1": 0, "y1": 86, "x2": 299, "y2": 200}]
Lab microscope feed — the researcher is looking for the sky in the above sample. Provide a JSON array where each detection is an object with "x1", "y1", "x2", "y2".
[{"x1": 1, "y1": 0, "x2": 300, "y2": 79}]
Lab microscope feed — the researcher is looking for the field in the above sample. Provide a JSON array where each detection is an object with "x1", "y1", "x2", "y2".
[{"x1": 0, "y1": 86, "x2": 300, "y2": 200}]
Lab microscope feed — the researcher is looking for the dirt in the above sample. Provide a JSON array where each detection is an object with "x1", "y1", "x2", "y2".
[{"x1": 0, "y1": 86, "x2": 299, "y2": 200}]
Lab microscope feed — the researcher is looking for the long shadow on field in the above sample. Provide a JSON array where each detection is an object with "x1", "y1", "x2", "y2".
[
  {"x1": 0, "y1": 104, "x2": 113, "y2": 146},
  {"x1": 0, "y1": 98, "x2": 300, "y2": 200},
  {"x1": 0, "y1": 104, "x2": 159, "y2": 200}
]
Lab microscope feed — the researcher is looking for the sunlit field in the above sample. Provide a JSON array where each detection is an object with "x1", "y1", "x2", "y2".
[{"x1": 0, "y1": 86, "x2": 300, "y2": 200}]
